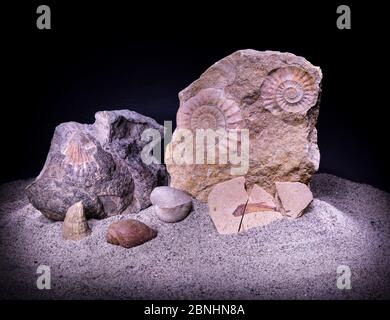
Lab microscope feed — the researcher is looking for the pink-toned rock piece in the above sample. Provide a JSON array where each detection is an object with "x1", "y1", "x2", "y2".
[
  {"x1": 207, "y1": 177, "x2": 247, "y2": 234},
  {"x1": 208, "y1": 178, "x2": 283, "y2": 234},
  {"x1": 275, "y1": 182, "x2": 313, "y2": 218},
  {"x1": 239, "y1": 185, "x2": 283, "y2": 232},
  {"x1": 248, "y1": 184, "x2": 277, "y2": 209}
]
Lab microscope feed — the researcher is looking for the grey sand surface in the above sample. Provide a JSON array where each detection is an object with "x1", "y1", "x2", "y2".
[{"x1": 0, "y1": 173, "x2": 389, "y2": 299}]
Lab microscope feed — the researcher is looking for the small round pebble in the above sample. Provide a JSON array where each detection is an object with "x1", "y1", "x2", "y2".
[{"x1": 150, "y1": 186, "x2": 192, "y2": 223}]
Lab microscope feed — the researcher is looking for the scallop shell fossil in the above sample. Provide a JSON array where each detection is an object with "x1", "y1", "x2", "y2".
[
  {"x1": 260, "y1": 66, "x2": 318, "y2": 114},
  {"x1": 62, "y1": 201, "x2": 91, "y2": 240},
  {"x1": 177, "y1": 88, "x2": 242, "y2": 131},
  {"x1": 61, "y1": 132, "x2": 98, "y2": 177}
]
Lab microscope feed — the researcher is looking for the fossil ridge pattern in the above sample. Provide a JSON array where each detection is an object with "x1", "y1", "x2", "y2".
[
  {"x1": 177, "y1": 88, "x2": 242, "y2": 131},
  {"x1": 261, "y1": 66, "x2": 318, "y2": 115},
  {"x1": 166, "y1": 50, "x2": 322, "y2": 201}
]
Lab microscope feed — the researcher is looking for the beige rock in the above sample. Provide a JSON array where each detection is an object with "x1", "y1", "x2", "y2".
[
  {"x1": 207, "y1": 177, "x2": 247, "y2": 234},
  {"x1": 208, "y1": 178, "x2": 283, "y2": 234},
  {"x1": 166, "y1": 49, "x2": 322, "y2": 202},
  {"x1": 275, "y1": 182, "x2": 313, "y2": 218},
  {"x1": 62, "y1": 201, "x2": 91, "y2": 241},
  {"x1": 248, "y1": 184, "x2": 277, "y2": 209},
  {"x1": 240, "y1": 185, "x2": 283, "y2": 232}
]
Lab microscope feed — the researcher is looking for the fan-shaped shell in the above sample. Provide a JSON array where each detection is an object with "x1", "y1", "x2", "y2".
[
  {"x1": 177, "y1": 88, "x2": 242, "y2": 131},
  {"x1": 260, "y1": 67, "x2": 318, "y2": 114},
  {"x1": 62, "y1": 201, "x2": 91, "y2": 240},
  {"x1": 61, "y1": 132, "x2": 98, "y2": 177}
]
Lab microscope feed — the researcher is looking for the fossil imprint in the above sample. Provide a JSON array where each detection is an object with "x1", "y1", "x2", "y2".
[
  {"x1": 61, "y1": 132, "x2": 99, "y2": 177},
  {"x1": 260, "y1": 66, "x2": 318, "y2": 114},
  {"x1": 176, "y1": 67, "x2": 318, "y2": 135},
  {"x1": 177, "y1": 88, "x2": 242, "y2": 131}
]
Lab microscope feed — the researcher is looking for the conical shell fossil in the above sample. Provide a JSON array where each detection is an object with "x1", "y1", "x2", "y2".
[
  {"x1": 260, "y1": 66, "x2": 318, "y2": 114},
  {"x1": 62, "y1": 201, "x2": 91, "y2": 240},
  {"x1": 177, "y1": 88, "x2": 242, "y2": 131},
  {"x1": 61, "y1": 132, "x2": 98, "y2": 177}
]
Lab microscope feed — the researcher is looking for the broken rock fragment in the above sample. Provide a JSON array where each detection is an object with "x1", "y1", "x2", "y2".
[
  {"x1": 207, "y1": 177, "x2": 315, "y2": 234},
  {"x1": 207, "y1": 177, "x2": 283, "y2": 234},
  {"x1": 239, "y1": 184, "x2": 283, "y2": 232},
  {"x1": 106, "y1": 219, "x2": 157, "y2": 248},
  {"x1": 275, "y1": 182, "x2": 313, "y2": 218},
  {"x1": 208, "y1": 177, "x2": 248, "y2": 234}
]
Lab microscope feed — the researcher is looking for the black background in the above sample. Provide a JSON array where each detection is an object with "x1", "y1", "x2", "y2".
[{"x1": 2, "y1": 1, "x2": 389, "y2": 191}]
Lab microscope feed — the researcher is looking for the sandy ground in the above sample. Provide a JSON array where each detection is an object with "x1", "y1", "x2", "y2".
[{"x1": 0, "y1": 173, "x2": 389, "y2": 299}]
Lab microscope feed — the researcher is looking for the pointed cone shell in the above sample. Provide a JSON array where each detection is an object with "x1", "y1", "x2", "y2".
[{"x1": 62, "y1": 201, "x2": 91, "y2": 240}]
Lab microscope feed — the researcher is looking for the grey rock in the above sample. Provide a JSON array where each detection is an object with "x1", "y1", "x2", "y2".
[
  {"x1": 26, "y1": 110, "x2": 168, "y2": 220},
  {"x1": 150, "y1": 186, "x2": 192, "y2": 223}
]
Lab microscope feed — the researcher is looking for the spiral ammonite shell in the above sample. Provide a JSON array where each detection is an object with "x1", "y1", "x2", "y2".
[
  {"x1": 177, "y1": 88, "x2": 242, "y2": 131},
  {"x1": 260, "y1": 66, "x2": 318, "y2": 114}
]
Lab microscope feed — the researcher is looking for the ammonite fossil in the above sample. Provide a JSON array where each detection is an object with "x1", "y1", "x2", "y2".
[
  {"x1": 177, "y1": 88, "x2": 242, "y2": 131},
  {"x1": 260, "y1": 66, "x2": 318, "y2": 114}
]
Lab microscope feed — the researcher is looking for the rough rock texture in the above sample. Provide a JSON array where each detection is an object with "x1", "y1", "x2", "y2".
[
  {"x1": 26, "y1": 110, "x2": 168, "y2": 220},
  {"x1": 106, "y1": 219, "x2": 157, "y2": 248},
  {"x1": 1, "y1": 174, "x2": 389, "y2": 299},
  {"x1": 62, "y1": 201, "x2": 91, "y2": 241},
  {"x1": 166, "y1": 50, "x2": 322, "y2": 201},
  {"x1": 150, "y1": 187, "x2": 192, "y2": 223},
  {"x1": 276, "y1": 181, "x2": 313, "y2": 218}
]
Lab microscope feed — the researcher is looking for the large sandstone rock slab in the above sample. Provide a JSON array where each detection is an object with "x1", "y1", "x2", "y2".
[
  {"x1": 26, "y1": 110, "x2": 168, "y2": 220},
  {"x1": 166, "y1": 50, "x2": 322, "y2": 201}
]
